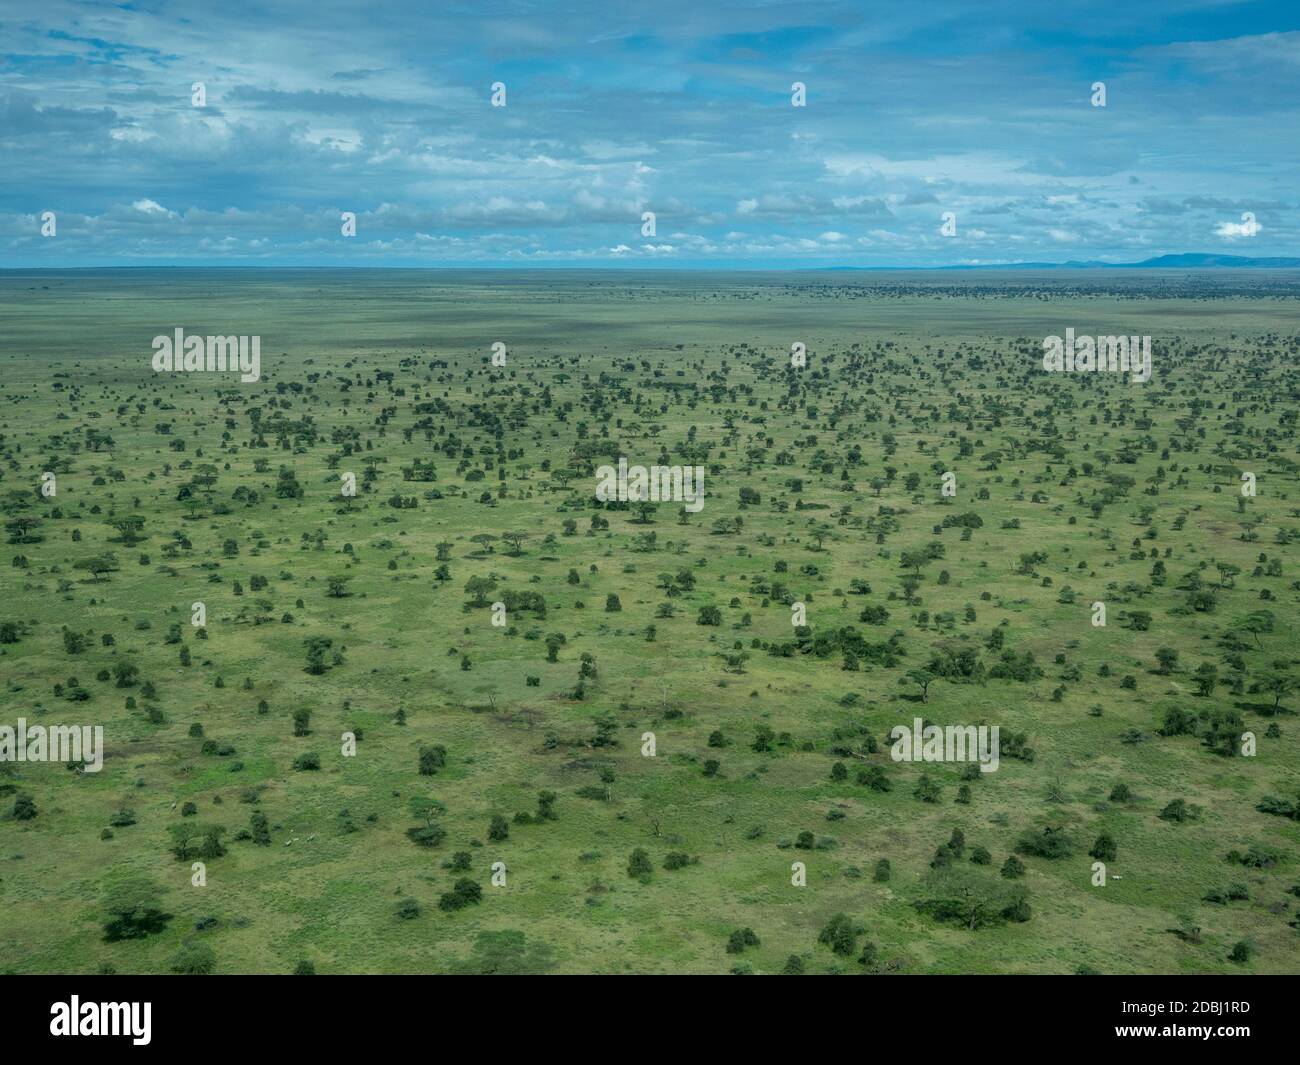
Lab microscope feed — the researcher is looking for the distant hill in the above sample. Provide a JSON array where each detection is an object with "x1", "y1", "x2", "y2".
[
  {"x1": 1111, "y1": 253, "x2": 1300, "y2": 269},
  {"x1": 827, "y1": 253, "x2": 1300, "y2": 271}
]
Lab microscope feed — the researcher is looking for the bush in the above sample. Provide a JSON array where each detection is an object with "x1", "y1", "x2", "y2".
[
  {"x1": 913, "y1": 775, "x2": 941, "y2": 803},
  {"x1": 627, "y1": 848, "x2": 653, "y2": 880},
  {"x1": 1015, "y1": 827, "x2": 1074, "y2": 859},
  {"x1": 1089, "y1": 834, "x2": 1117, "y2": 862},
  {"x1": 170, "y1": 943, "x2": 216, "y2": 975},
  {"x1": 419, "y1": 745, "x2": 447, "y2": 775},
  {"x1": 857, "y1": 766, "x2": 891, "y2": 792},
  {"x1": 1159, "y1": 798, "x2": 1201, "y2": 823},
  {"x1": 817, "y1": 913, "x2": 859, "y2": 956},
  {"x1": 406, "y1": 823, "x2": 447, "y2": 848},
  {"x1": 438, "y1": 878, "x2": 482, "y2": 912},
  {"x1": 250, "y1": 811, "x2": 271, "y2": 846}
]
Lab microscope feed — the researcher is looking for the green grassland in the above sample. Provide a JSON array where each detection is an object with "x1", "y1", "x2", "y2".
[{"x1": 1, "y1": 268, "x2": 1299, "y2": 974}]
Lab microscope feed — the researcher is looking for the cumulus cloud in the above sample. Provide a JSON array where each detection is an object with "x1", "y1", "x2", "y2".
[
  {"x1": 2, "y1": 1, "x2": 1294, "y2": 265},
  {"x1": 1215, "y1": 217, "x2": 1261, "y2": 239}
]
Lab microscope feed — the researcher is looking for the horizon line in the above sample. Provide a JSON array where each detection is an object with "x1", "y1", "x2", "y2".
[{"x1": 5, "y1": 256, "x2": 1300, "y2": 273}]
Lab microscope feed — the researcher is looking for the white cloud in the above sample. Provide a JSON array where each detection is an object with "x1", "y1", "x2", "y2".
[{"x1": 1215, "y1": 218, "x2": 1260, "y2": 239}]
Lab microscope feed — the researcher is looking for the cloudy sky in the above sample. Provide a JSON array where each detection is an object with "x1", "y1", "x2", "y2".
[{"x1": 1, "y1": 0, "x2": 1296, "y2": 267}]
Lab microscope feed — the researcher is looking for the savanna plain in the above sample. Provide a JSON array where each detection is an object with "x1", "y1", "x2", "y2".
[{"x1": 1, "y1": 268, "x2": 1299, "y2": 975}]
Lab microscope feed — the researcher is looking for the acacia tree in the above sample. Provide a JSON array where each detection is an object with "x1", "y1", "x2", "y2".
[
  {"x1": 109, "y1": 516, "x2": 146, "y2": 546},
  {"x1": 101, "y1": 877, "x2": 171, "y2": 941},
  {"x1": 168, "y1": 822, "x2": 225, "y2": 861},
  {"x1": 900, "y1": 550, "x2": 930, "y2": 576},
  {"x1": 500, "y1": 531, "x2": 529, "y2": 555},
  {"x1": 464, "y1": 575, "x2": 497, "y2": 607},
  {"x1": 902, "y1": 668, "x2": 936, "y2": 703},
  {"x1": 75, "y1": 554, "x2": 119, "y2": 580},
  {"x1": 1256, "y1": 663, "x2": 1296, "y2": 712},
  {"x1": 5, "y1": 515, "x2": 43, "y2": 543},
  {"x1": 1194, "y1": 662, "x2": 1218, "y2": 697},
  {"x1": 407, "y1": 797, "x2": 447, "y2": 847},
  {"x1": 1213, "y1": 561, "x2": 1241, "y2": 589},
  {"x1": 917, "y1": 867, "x2": 1029, "y2": 931},
  {"x1": 1235, "y1": 610, "x2": 1275, "y2": 649}
]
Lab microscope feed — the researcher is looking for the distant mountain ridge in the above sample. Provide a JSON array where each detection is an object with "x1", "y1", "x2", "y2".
[{"x1": 829, "y1": 253, "x2": 1300, "y2": 271}]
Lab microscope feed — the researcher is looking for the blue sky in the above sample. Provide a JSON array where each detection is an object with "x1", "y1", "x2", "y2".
[{"x1": 1, "y1": 0, "x2": 1297, "y2": 267}]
